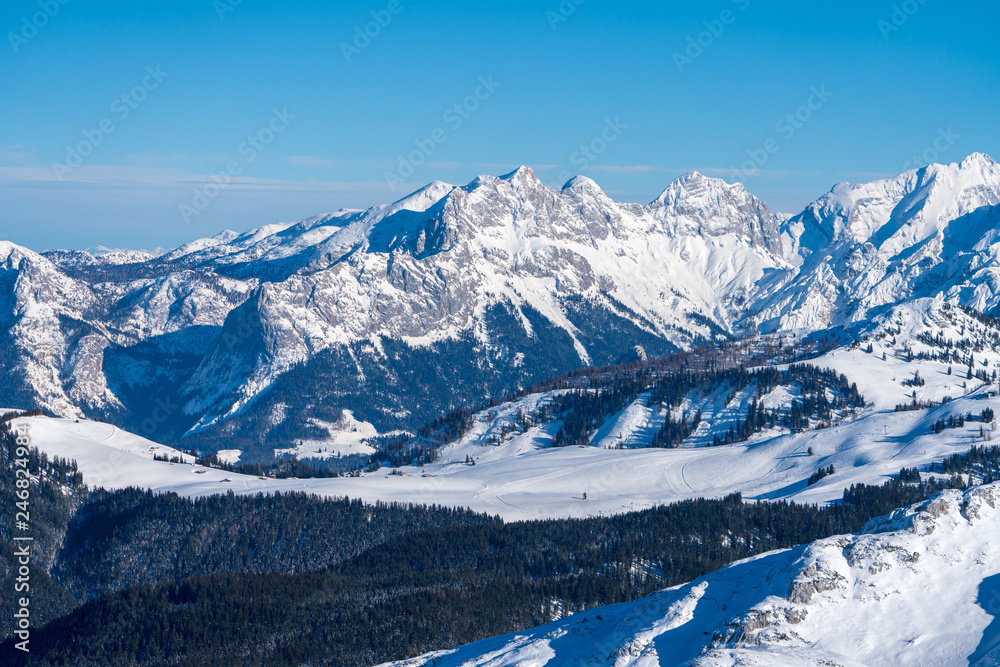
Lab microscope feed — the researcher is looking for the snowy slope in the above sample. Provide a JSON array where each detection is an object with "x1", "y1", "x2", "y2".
[{"x1": 379, "y1": 482, "x2": 1000, "y2": 666}]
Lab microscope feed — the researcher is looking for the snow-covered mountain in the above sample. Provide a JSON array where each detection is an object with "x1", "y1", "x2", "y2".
[
  {"x1": 381, "y1": 482, "x2": 1000, "y2": 666},
  {"x1": 0, "y1": 167, "x2": 786, "y2": 447},
  {"x1": 4, "y1": 155, "x2": 1000, "y2": 450},
  {"x1": 751, "y1": 152, "x2": 1000, "y2": 331}
]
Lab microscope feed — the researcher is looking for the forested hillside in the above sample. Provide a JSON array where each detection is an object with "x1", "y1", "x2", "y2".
[{"x1": 1, "y1": 425, "x2": 984, "y2": 665}]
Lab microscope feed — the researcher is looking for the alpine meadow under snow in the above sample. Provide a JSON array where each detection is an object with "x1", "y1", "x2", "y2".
[{"x1": 7, "y1": 154, "x2": 1000, "y2": 665}]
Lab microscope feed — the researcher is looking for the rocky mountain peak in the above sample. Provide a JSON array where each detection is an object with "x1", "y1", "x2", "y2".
[
  {"x1": 499, "y1": 165, "x2": 541, "y2": 186},
  {"x1": 650, "y1": 171, "x2": 781, "y2": 253}
]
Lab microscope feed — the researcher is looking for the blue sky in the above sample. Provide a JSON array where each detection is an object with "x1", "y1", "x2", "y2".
[{"x1": 2, "y1": 0, "x2": 998, "y2": 251}]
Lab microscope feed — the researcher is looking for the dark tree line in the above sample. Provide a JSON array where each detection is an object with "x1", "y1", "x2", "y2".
[
  {"x1": 808, "y1": 465, "x2": 835, "y2": 485},
  {"x1": 935, "y1": 444, "x2": 1000, "y2": 482},
  {"x1": 550, "y1": 377, "x2": 647, "y2": 447}
]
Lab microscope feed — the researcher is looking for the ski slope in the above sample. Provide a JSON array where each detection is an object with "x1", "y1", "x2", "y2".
[{"x1": 379, "y1": 483, "x2": 1000, "y2": 666}]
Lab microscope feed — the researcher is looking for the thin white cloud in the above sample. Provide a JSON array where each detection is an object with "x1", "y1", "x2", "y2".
[{"x1": 0, "y1": 165, "x2": 397, "y2": 195}]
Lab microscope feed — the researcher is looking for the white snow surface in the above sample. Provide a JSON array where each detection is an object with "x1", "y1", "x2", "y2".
[{"x1": 378, "y1": 482, "x2": 1000, "y2": 666}]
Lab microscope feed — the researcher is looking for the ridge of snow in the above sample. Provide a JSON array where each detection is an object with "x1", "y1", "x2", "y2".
[{"x1": 386, "y1": 179, "x2": 456, "y2": 214}]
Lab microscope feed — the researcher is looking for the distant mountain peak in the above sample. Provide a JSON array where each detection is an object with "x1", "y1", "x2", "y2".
[
  {"x1": 498, "y1": 165, "x2": 543, "y2": 188},
  {"x1": 501, "y1": 165, "x2": 535, "y2": 178},
  {"x1": 561, "y1": 174, "x2": 604, "y2": 194},
  {"x1": 651, "y1": 170, "x2": 748, "y2": 205},
  {"x1": 649, "y1": 171, "x2": 780, "y2": 253},
  {"x1": 388, "y1": 179, "x2": 456, "y2": 213},
  {"x1": 961, "y1": 151, "x2": 997, "y2": 168}
]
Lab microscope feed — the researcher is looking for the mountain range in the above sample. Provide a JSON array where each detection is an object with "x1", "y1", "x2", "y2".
[{"x1": 4, "y1": 152, "x2": 1000, "y2": 452}]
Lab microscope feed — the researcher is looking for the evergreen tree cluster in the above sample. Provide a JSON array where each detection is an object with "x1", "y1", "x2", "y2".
[
  {"x1": 935, "y1": 444, "x2": 1000, "y2": 482},
  {"x1": 371, "y1": 407, "x2": 477, "y2": 467},
  {"x1": 929, "y1": 409, "x2": 996, "y2": 437},
  {"x1": 550, "y1": 377, "x2": 647, "y2": 447},
  {"x1": 807, "y1": 465, "x2": 835, "y2": 486},
  {"x1": 841, "y1": 469, "x2": 966, "y2": 508},
  {"x1": 549, "y1": 363, "x2": 863, "y2": 450},
  {"x1": 901, "y1": 371, "x2": 925, "y2": 388},
  {"x1": 54, "y1": 488, "x2": 492, "y2": 602},
  {"x1": 895, "y1": 397, "x2": 941, "y2": 412},
  {"x1": 651, "y1": 409, "x2": 701, "y2": 448},
  {"x1": 194, "y1": 452, "x2": 369, "y2": 479}
]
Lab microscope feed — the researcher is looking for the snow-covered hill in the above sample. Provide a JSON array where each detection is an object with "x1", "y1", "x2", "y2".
[
  {"x1": 4, "y1": 155, "x2": 1000, "y2": 450},
  {"x1": 379, "y1": 482, "x2": 1000, "y2": 666}
]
